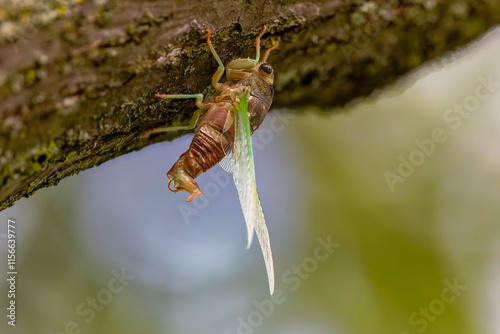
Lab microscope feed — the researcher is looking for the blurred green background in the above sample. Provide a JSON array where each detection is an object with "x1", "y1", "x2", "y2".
[{"x1": 1, "y1": 27, "x2": 500, "y2": 334}]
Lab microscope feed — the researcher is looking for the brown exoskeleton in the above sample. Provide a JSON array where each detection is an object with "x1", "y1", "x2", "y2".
[{"x1": 142, "y1": 26, "x2": 278, "y2": 294}]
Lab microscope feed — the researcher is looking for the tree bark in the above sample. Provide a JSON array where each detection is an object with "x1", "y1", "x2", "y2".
[{"x1": 1, "y1": 0, "x2": 499, "y2": 210}]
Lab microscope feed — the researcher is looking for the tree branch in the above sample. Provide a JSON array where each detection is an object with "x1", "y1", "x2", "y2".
[{"x1": 1, "y1": 0, "x2": 499, "y2": 210}]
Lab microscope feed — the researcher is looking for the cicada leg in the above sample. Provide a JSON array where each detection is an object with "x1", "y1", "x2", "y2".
[
  {"x1": 206, "y1": 29, "x2": 225, "y2": 91},
  {"x1": 156, "y1": 93, "x2": 205, "y2": 109},
  {"x1": 254, "y1": 26, "x2": 267, "y2": 63},
  {"x1": 140, "y1": 109, "x2": 204, "y2": 138},
  {"x1": 262, "y1": 39, "x2": 279, "y2": 63},
  {"x1": 140, "y1": 92, "x2": 205, "y2": 138}
]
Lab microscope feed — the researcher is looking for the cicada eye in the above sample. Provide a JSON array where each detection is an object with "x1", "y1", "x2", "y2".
[{"x1": 259, "y1": 63, "x2": 273, "y2": 75}]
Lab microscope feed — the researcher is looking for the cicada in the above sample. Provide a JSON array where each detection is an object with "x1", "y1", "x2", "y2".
[{"x1": 142, "y1": 27, "x2": 279, "y2": 294}]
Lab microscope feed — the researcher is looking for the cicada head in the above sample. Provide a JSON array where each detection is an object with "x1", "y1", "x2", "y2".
[
  {"x1": 226, "y1": 59, "x2": 275, "y2": 86},
  {"x1": 226, "y1": 26, "x2": 278, "y2": 85}
]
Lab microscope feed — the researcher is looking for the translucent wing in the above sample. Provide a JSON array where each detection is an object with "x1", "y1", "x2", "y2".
[
  {"x1": 232, "y1": 91, "x2": 256, "y2": 248},
  {"x1": 219, "y1": 154, "x2": 233, "y2": 174},
  {"x1": 219, "y1": 109, "x2": 234, "y2": 173},
  {"x1": 255, "y1": 196, "x2": 274, "y2": 294},
  {"x1": 232, "y1": 90, "x2": 274, "y2": 294}
]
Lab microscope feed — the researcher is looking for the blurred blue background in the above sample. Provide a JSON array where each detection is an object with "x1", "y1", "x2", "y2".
[{"x1": 1, "y1": 27, "x2": 500, "y2": 334}]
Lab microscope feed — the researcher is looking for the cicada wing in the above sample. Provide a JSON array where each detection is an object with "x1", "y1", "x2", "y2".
[
  {"x1": 232, "y1": 91, "x2": 256, "y2": 248},
  {"x1": 233, "y1": 90, "x2": 274, "y2": 294},
  {"x1": 255, "y1": 195, "x2": 275, "y2": 295},
  {"x1": 219, "y1": 109, "x2": 234, "y2": 173},
  {"x1": 219, "y1": 154, "x2": 233, "y2": 174}
]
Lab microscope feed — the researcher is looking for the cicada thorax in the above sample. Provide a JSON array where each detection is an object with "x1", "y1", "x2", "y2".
[{"x1": 166, "y1": 73, "x2": 273, "y2": 202}]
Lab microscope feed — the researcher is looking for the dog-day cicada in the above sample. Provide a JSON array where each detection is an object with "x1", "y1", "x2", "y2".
[{"x1": 142, "y1": 26, "x2": 278, "y2": 294}]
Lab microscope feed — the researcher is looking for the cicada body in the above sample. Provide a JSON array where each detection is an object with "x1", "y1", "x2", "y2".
[
  {"x1": 164, "y1": 63, "x2": 275, "y2": 202},
  {"x1": 142, "y1": 27, "x2": 278, "y2": 294}
]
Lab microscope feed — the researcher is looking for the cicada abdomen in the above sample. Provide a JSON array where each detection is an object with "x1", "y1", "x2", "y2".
[{"x1": 165, "y1": 105, "x2": 233, "y2": 202}]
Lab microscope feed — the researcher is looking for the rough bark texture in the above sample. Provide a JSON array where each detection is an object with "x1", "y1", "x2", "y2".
[{"x1": 1, "y1": 0, "x2": 499, "y2": 210}]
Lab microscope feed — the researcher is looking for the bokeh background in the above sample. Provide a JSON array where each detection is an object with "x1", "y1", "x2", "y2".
[{"x1": 1, "y1": 26, "x2": 500, "y2": 334}]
